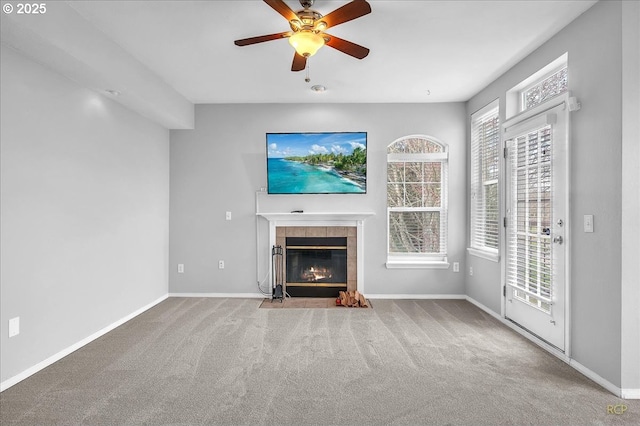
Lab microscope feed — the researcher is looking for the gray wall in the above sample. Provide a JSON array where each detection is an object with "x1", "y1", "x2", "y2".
[
  {"x1": 169, "y1": 103, "x2": 467, "y2": 296},
  {"x1": 0, "y1": 46, "x2": 170, "y2": 383},
  {"x1": 465, "y1": 0, "x2": 634, "y2": 389}
]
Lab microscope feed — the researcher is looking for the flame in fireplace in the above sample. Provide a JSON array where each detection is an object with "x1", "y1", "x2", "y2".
[{"x1": 302, "y1": 266, "x2": 333, "y2": 282}]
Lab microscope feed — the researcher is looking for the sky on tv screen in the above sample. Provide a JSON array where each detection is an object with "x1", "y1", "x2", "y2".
[{"x1": 267, "y1": 132, "x2": 366, "y2": 158}]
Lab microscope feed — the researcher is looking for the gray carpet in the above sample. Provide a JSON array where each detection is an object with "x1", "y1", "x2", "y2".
[{"x1": 1, "y1": 298, "x2": 637, "y2": 425}]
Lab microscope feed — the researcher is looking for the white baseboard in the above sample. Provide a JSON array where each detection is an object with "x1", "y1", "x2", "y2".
[
  {"x1": 366, "y1": 294, "x2": 466, "y2": 300},
  {"x1": 464, "y1": 296, "x2": 503, "y2": 321},
  {"x1": 0, "y1": 294, "x2": 168, "y2": 392},
  {"x1": 465, "y1": 295, "x2": 630, "y2": 399},
  {"x1": 621, "y1": 389, "x2": 640, "y2": 399},
  {"x1": 467, "y1": 295, "x2": 569, "y2": 362},
  {"x1": 168, "y1": 292, "x2": 266, "y2": 299},
  {"x1": 570, "y1": 359, "x2": 622, "y2": 398}
]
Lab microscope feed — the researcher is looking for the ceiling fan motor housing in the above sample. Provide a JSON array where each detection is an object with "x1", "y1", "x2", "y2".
[{"x1": 290, "y1": 9, "x2": 324, "y2": 32}]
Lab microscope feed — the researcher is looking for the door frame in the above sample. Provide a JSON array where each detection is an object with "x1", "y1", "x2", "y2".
[{"x1": 500, "y1": 93, "x2": 572, "y2": 357}]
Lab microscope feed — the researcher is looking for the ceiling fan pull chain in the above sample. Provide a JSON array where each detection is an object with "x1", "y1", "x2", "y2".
[{"x1": 305, "y1": 59, "x2": 311, "y2": 83}]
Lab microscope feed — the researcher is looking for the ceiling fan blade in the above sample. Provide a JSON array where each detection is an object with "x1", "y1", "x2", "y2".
[
  {"x1": 234, "y1": 31, "x2": 292, "y2": 46},
  {"x1": 291, "y1": 52, "x2": 307, "y2": 72},
  {"x1": 264, "y1": 0, "x2": 298, "y2": 22},
  {"x1": 324, "y1": 34, "x2": 370, "y2": 59},
  {"x1": 321, "y1": 0, "x2": 371, "y2": 29}
]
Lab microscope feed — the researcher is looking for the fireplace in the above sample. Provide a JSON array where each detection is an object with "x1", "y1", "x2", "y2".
[
  {"x1": 258, "y1": 212, "x2": 374, "y2": 296},
  {"x1": 273, "y1": 224, "x2": 359, "y2": 297},
  {"x1": 285, "y1": 237, "x2": 347, "y2": 297}
]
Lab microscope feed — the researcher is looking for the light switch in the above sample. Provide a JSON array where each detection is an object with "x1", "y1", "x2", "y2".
[
  {"x1": 9, "y1": 317, "x2": 19, "y2": 337},
  {"x1": 584, "y1": 215, "x2": 594, "y2": 233},
  {"x1": 226, "y1": 211, "x2": 232, "y2": 220},
  {"x1": 178, "y1": 264, "x2": 184, "y2": 273}
]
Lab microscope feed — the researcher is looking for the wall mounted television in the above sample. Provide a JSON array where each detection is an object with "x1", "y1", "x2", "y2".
[{"x1": 266, "y1": 132, "x2": 367, "y2": 194}]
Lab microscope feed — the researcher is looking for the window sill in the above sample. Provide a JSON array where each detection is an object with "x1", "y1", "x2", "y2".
[
  {"x1": 386, "y1": 260, "x2": 450, "y2": 269},
  {"x1": 467, "y1": 247, "x2": 500, "y2": 262}
]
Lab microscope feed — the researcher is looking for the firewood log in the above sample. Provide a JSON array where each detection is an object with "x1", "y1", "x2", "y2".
[
  {"x1": 358, "y1": 293, "x2": 368, "y2": 307},
  {"x1": 340, "y1": 291, "x2": 348, "y2": 307}
]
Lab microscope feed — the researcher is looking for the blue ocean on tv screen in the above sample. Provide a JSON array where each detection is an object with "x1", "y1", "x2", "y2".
[
  {"x1": 268, "y1": 158, "x2": 365, "y2": 194},
  {"x1": 266, "y1": 132, "x2": 367, "y2": 194}
]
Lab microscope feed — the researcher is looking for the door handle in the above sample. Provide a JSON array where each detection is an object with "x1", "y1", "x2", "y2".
[{"x1": 553, "y1": 236, "x2": 563, "y2": 244}]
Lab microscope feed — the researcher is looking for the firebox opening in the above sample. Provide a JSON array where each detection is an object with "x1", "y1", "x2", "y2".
[{"x1": 286, "y1": 237, "x2": 347, "y2": 298}]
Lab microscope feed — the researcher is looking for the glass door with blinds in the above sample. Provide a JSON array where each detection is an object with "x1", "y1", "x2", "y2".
[{"x1": 504, "y1": 100, "x2": 568, "y2": 351}]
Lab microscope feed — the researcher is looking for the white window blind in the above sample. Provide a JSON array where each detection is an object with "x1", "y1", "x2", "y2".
[
  {"x1": 470, "y1": 101, "x2": 500, "y2": 258},
  {"x1": 506, "y1": 125, "x2": 553, "y2": 313},
  {"x1": 387, "y1": 136, "x2": 448, "y2": 267}
]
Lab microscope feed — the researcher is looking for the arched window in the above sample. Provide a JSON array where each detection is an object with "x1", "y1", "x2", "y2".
[{"x1": 386, "y1": 135, "x2": 448, "y2": 268}]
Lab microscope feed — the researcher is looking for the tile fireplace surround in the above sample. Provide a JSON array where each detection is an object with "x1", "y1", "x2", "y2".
[{"x1": 256, "y1": 212, "x2": 374, "y2": 294}]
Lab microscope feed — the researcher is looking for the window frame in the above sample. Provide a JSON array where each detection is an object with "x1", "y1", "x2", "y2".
[
  {"x1": 519, "y1": 66, "x2": 568, "y2": 112},
  {"x1": 386, "y1": 135, "x2": 449, "y2": 269},
  {"x1": 469, "y1": 100, "x2": 501, "y2": 262},
  {"x1": 506, "y1": 53, "x2": 568, "y2": 119}
]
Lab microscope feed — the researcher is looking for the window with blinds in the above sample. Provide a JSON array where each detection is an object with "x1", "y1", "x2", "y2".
[
  {"x1": 506, "y1": 126, "x2": 553, "y2": 313},
  {"x1": 470, "y1": 100, "x2": 500, "y2": 260},
  {"x1": 387, "y1": 136, "x2": 448, "y2": 267}
]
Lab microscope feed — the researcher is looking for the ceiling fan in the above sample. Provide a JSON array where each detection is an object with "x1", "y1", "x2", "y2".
[{"x1": 234, "y1": 0, "x2": 371, "y2": 73}]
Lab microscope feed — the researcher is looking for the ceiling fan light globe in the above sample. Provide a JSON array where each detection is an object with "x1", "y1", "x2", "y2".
[{"x1": 289, "y1": 31, "x2": 325, "y2": 57}]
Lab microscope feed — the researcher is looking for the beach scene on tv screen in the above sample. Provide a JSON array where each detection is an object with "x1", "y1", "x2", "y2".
[{"x1": 267, "y1": 132, "x2": 367, "y2": 194}]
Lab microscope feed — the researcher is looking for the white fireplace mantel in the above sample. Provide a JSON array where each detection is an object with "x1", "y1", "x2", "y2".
[
  {"x1": 257, "y1": 212, "x2": 375, "y2": 294},
  {"x1": 257, "y1": 211, "x2": 374, "y2": 224}
]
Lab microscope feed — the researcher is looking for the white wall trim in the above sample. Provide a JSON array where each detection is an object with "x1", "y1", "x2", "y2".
[
  {"x1": 621, "y1": 389, "x2": 640, "y2": 400},
  {"x1": 385, "y1": 261, "x2": 450, "y2": 269},
  {"x1": 467, "y1": 247, "x2": 500, "y2": 262},
  {"x1": 168, "y1": 293, "x2": 265, "y2": 299},
  {"x1": 366, "y1": 294, "x2": 465, "y2": 300},
  {"x1": 0, "y1": 294, "x2": 168, "y2": 392},
  {"x1": 465, "y1": 296, "x2": 504, "y2": 322},
  {"x1": 569, "y1": 359, "x2": 622, "y2": 399},
  {"x1": 465, "y1": 295, "x2": 633, "y2": 399}
]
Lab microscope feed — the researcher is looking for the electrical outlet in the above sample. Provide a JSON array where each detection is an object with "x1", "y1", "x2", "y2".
[
  {"x1": 9, "y1": 317, "x2": 19, "y2": 337},
  {"x1": 218, "y1": 260, "x2": 225, "y2": 269},
  {"x1": 469, "y1": 266, "x2": 474, "y2": 276},
  {"x1": 453, "y1": 262, "x2": 460, "y2": 272},
  {"x1": 177, "y1": 264, "x2": 184, "y2": 273},
  {"x1": 226, "y1": 211, "x2": 232, "y2": 220}
]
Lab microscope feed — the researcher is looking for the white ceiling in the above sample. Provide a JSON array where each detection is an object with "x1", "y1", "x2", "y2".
[{"x1": 1, "y1": 0, "x2": 597, "y2": 128}]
